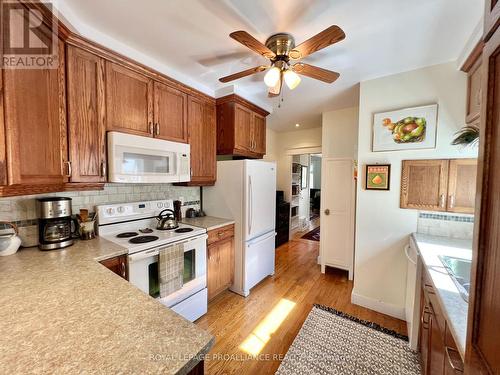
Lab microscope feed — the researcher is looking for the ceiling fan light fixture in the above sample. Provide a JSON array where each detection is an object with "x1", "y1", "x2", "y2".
[
  {"x1": 284, "y1": 69, "x2": 301, "y2": 90},
  {"x1": 264, "y1": 66, "x2": 281, "y2": 88}
]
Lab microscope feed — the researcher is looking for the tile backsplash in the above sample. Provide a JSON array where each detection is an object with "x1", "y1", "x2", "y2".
[
  {"x1": 0, "y1": 184, "x2": 200, "y2": 247},
  {"x1": 417, "y1": 212, "x2": 474, "y2": 240}
]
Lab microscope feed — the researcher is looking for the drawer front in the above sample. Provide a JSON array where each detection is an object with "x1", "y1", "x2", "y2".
[
  {"x1": 422, "y1": 268, "x2": 446, "y2": 336},
  {"x1": 207, "y1": 224, "x2": 235, "y2": 245}
]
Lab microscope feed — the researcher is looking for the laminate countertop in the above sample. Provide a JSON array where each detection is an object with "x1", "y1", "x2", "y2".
[
  {"x1": 0, "y1": 238, "x2": 214, "y2": 374},
  {"x1": 412, "y1": 233, "x2": 472, "y2": 359},
  {"x1": 182, "y1": 216, "x2": 235, "y2": 231}
]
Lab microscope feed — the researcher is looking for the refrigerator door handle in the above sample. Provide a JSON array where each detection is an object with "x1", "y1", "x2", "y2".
[
  {"x1": 247, "y1": 231, "x2": 276, "y2": 247},
  {"x1": 248, "y1": 175, "x2": 253, "y2": 236}
]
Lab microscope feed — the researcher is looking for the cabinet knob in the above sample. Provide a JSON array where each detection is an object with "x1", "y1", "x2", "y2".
[
  {"x1": 439, "y1": 194, "x2": 446, "y2": 208},
  {"x1": 149, "y1": 122, "x2": 154, "y2": 135},
  {"x1": 64, "y1": 161, "x2": 72, "y2": 178},
  {"x1": 324, "y1": 209, "x2": 330, "y2": 216},
  {"x1": 100, "y1": 161, "x2": 107, "y2": 178}
]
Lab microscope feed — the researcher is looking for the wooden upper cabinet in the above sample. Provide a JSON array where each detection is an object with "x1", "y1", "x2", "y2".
[
  {"x1": 183, "y1": 97, "x2": 216, "y2": 185},
  {"x1": 154, "y1": 82, "x2": 188, "y2": 143},
  {"x1": 466, "y1": 57, "x2": 482, "y2": 124},
  {"x1": 105, "y1": 61, "x2": 153, "y2": 136},
  {"x1": 3, "y1": 39, "x2": 68, "y2": 185},
  {"x1": 67, "y1": 46, "x2": 106, "y2": 182},
  {"x1": 234, "y1": 104, "x2": 253, "y2": 152},
  {"x1": 216, "y1": 94, "x2": 269, "y2": 158},
  {"x1": 401, "y1": 160, "x2": 449, "y2": 211},
  {"x1": 447, "y1": 159, "x2": 477, "y2": 214},
  {"x1": 252, "y1": 113, "x2": 266, "y2": 154}
]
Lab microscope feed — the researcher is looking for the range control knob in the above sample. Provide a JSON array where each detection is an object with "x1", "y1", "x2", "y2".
[
  {"x1": 157, "y1": 202, "x2": 163, "y2": 208},
  {"x1": 106, "y1": 207, "x2": 115, "y2": 215},
  {"x1": 117, "y1": 206, "x2": 125, "y2": 214}
]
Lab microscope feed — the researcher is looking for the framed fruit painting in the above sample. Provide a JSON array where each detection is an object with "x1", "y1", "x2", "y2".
[
  {"x1": 365, "y1": 164, "x2": 391, "y2": 190},
  {"x1": 372, "y1": 104, "x2": 438, "y2": 152}
]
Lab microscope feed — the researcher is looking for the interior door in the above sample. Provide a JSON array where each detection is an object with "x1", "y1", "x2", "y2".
[
  {"x1": 105, "y1": 61, "x2": 153, "y2": 136},
  {"x1": 320, "y1": 158, "x2": 355, "y2": 278},
  {"x1": 154, "y1": 82, "x2": 188, "y2": 143},
  {"x1": 245, "y1": 161, "x2": 276, "y2": 240}
]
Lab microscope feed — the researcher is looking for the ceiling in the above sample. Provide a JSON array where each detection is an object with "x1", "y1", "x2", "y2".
[{"x1": 55, "y1": 0, "x2": 483, "y2": 132}]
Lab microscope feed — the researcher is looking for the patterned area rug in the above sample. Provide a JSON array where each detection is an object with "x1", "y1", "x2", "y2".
[
  {"x1": 276, "y1": 305, "x2": 421, "y2": 375},
  {"x1": 301, "y1": 227, "x2": 320, "y2": 241}
]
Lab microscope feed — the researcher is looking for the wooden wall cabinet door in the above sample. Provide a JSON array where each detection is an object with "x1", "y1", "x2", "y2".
[
  {"x1": 252, "y1": 113, "x2": 266, "y2": 155},
  {"x1": 401, "y1": 160, "x2": 449, "y2": 211},
  {"x1": 3, "y1": 40, "x2": 68, "y2": 185},
  {"x1": 154, "y1": 82, "x2": 188, "y2": 143},
  {"x1": 105, "y1": 61, "x2": 153, "y2": 136},
  {"x1": 184, "y1": 96, "x2": 216, "y2": 185},
  {"x1": 67, "y1": 46, "x2": 107, "y2": 182},
  {"x1": 447, "y1": 159, "x2": 477, "y2": 214},
  {"x1": 466, "y1": 57, "x2": 482, "y2": 124},
  {"x1": 100, "y1": 255, "x2": 128, "y2": 280},
  {"x1": 234, "y1": 104, "x2": 253, "y2": 152}
]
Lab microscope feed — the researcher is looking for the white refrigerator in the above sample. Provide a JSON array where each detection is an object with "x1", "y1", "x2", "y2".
[{"x1": 203, "y1": 160, "x2": 276, "y2": 297}]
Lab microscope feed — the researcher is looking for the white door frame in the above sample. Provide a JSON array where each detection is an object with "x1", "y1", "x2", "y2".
[{"x1": 320, "y1": 157, "x2": 356, "y2": 280}]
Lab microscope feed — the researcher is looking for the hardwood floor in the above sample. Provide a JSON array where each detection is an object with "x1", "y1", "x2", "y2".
[{"x1": 196, "y1": 236, "x2": 407, "y2": 375}]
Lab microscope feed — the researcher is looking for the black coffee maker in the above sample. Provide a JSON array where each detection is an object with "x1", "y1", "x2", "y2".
[{"x1": 36, "y1": 197, "x2": 77, "y2": 250}]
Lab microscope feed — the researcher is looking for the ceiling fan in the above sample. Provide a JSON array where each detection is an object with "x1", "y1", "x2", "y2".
[{"x1": 219, "y1": 25, "x2": 345, "y2": 97}]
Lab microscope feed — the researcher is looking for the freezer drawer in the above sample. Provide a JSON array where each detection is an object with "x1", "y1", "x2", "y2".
[{"x1": 244, "y1": 231, "x2": 276, "y2": 295}]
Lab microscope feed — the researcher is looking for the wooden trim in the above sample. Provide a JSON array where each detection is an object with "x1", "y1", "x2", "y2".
[
  {"x1": 465, "y1": 23, "x2": 500, "y2": 375},
  {"x1": 19, "y1": 0, "x2": 72, "y2": 40},
  {"x1": 65, "y1": 34, "x2": 215, "y2": 105},
  {"x1": 461, "y1": 41, "x2": 485, "y2": 72},
  {"x1": 0, "y1": 183, "x2": 105, "y2": 197},
  {"x1": 0, "y1": 69, "x2": 6, "y2": 185},
  {"x1": 484, "y1": 0, "x2": 500, "y2": 41},
  {"x1": 216, "y1": 94, "x2": 270, "y2": 117}
]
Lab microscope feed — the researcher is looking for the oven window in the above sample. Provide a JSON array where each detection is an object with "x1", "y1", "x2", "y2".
[
  {"x1": 122, "y1": 152, "x2": 170, "y2": 174},
  {"x1": 184, "y1": 249, "x2": 196, "y2": 284},
  {"x1": 149, "y1": 261, "x2": 160, "y2": 298}
]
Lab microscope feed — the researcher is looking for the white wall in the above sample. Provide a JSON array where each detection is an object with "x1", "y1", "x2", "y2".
[
  {"x1": 353, "y1": 62, "x2": 478, "y2": 318},
  {"x1": 322, "y1": 107, "x2": 359, "y2": 159},
  {"x1": 264, "y1": 128, "x2": 278, "y2": 162}
]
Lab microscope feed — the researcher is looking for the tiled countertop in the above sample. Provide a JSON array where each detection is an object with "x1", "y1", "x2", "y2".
[
  {"x1": 182, "y1": 216, "x2": 235, "y2": 231},
  {"x1": 412, "y1": 233, "x2": 472, "y2": 359},
  {"x1": 0, "y1": 238, "x2": 213, "y2": 374}
]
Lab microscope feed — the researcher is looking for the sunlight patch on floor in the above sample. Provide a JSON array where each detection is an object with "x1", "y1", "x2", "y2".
[{"x1": 239, "y1": 298, "x2": 296, "y2": 356}]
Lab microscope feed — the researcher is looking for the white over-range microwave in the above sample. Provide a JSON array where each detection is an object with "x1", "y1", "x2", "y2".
[{"x1": 107, "y1": 132, "x2": 191, "y2": 183}]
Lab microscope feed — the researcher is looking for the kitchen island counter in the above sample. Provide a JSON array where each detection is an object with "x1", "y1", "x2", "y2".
[{"x1": 0, "y1": 238, "x2": 213, "y2": 374}]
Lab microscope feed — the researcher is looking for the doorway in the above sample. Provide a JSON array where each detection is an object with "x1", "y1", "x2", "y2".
[{"x1": 289, "y1": 153, "x2": 321, "y2": 242}]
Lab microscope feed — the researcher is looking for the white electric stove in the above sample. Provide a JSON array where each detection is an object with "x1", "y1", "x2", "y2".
[{"x1": 97, "y1": 200, "x2": 208, "y2": 322}]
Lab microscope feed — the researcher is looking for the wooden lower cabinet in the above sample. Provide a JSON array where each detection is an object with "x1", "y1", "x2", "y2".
[
  {"x1": 419, "y1": 270, "x2": 464, "y2": 374},
  {"x1": 100, "y1": 255, "x2": 128, "y2": 280},
  {"x1": 207, "y1": 225, "x2": 234, "y2": 300}
]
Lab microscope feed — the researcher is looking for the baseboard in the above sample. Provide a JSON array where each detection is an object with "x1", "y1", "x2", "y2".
[{"x1": 351, "y1": 291, "x2": 406, "y2": 320}]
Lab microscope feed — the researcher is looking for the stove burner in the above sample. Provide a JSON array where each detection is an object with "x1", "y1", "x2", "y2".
[
  {"x1": 175, "y1": 228, "x2": 194, "y2": 233},
  {"x1": 139, "y1": 228, "x2": 154, "y2": 234},
  {"x1": 129, "y1": 235, "x2": 159, "y2": 244},
  {"x1": 156, "y1": 226, "x2": 179, "y2": 231},
  {"x1": 116, "y1": 232, "x2": 139, "y2": 238}
]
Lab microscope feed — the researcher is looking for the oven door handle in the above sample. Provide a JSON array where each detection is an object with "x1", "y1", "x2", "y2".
[{"x1": 128, "y1": 233, "x2": 208, "y2": 263}]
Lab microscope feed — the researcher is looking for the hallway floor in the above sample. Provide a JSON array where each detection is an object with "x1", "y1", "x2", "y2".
[{"x1": 196, "y1": 236, "x2": 407, "y2": 375}]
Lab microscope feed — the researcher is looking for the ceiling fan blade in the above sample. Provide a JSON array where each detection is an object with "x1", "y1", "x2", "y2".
[
  {"x1": 289, "y1": 25, "x2": 345, "y2": 60},
  {"x1": 268, "y1": 76, "x2": 282, "y2": 97},
  {"x1": 219, "y1": 65, "x2": 269, "y2": 83},
  {"x1": 230, "y1": 31, "x2": 276, "y2": 59},
  {"x1": 292, "y1": 63, "x2": 340, "y2": 83}
]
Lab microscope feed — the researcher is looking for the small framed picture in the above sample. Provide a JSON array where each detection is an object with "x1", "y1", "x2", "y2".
[{"x1": 365, "y1": 164, "x2": 391, "y2": 191}]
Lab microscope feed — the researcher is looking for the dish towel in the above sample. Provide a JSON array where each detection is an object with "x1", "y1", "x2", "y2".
[{"x1": 159, "y1": 243, "x2": 184, "y2": 298}]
